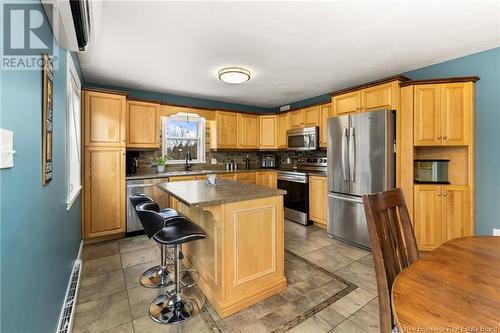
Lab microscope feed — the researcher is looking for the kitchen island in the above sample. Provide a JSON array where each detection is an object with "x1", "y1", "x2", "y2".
[{"x1": 157, "y1": 179, "x2": 287, "y2": 318}]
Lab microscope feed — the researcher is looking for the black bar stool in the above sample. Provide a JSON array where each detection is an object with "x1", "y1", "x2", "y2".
[
  {"x1": 129, "y1": 194, "x2": 186, "y2": 289},
  {"x1": 136, "y1": 202, "x2": 206, "y2": 324}
]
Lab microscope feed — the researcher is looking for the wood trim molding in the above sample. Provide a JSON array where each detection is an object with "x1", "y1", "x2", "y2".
[
  {"x1": 82, "y1": 86, "x2": 128, "y2": 96},
  {"x1": 399, "y1": 76, "x2": 480, "y2": 87},
  {"x1": 330, "y1": 75, "x2": 411, "y2": 96}
]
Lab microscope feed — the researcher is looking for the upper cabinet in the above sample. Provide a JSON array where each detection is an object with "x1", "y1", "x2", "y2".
[
  {"x1": 414, "y1": 82, "x2": 472, "y2": 146},
  {"x1": 260, "y1": 115, "x2": 278, "y2": 149},
  {"x1": 303, "y1": 106, "x2": 320, "y2": 126},
  {"x1": 277, "y1": 113, "x2": 290, "y2": 149},
  {"x1": 213, "y1": 111, "x2": 239, "y2": 149},
  {"x1": 126, "y1": 100, "x2": 160, "y2": 149},
  {"x1": 319, "y1": 103, "x2": 331, "y2": 148},
  {"x1": 290, "y1": 109, "x2": 304, "y2": 129},
  {"x1": 333, "y1": 80, "x2": 401, "y2": 116},
  {"x1": 238, "y1": 113, "x2": 260, "y2": 149},
  {"x1": 84, "y1": 90, "x2": 126, "y2": 147}
]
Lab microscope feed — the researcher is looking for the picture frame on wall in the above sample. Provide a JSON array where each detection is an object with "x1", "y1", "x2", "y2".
[{"x1": 42, "y1": 54, "x2": 54, "y2": 185}]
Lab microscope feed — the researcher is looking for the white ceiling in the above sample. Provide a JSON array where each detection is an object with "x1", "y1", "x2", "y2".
[{"x1": 79, "y1": 1, "x2": 500, "y2": 108}]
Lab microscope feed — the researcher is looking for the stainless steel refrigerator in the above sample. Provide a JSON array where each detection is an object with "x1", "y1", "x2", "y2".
[{"x1": 327, "y1": 109, "x2": 396, "y2": 249}]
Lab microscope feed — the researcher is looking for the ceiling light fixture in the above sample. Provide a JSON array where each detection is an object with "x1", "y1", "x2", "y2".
[{"x1": 218, "y1": 67, "x2": 251, "y2": 84}]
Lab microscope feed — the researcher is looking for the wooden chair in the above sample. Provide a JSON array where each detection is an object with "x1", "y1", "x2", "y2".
[{"x1": 362, "y1": 188, "x2": 419, "y2": 333}]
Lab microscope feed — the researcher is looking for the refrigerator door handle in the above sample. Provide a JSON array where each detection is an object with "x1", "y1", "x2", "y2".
[
  {"x1": 342, "y1": 128, "x2": 349, "y2": 181},
  {"x1": 328, "y1": 192, "x2": 363, "y2": 204},
  {"x1": 349, "y1": 127, "x2": 356, "y2": 182}
]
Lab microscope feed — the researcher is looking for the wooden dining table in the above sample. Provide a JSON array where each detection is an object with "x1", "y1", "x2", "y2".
[{"x1": 392, "y1": 236, "x2": 500, "y2": 332}]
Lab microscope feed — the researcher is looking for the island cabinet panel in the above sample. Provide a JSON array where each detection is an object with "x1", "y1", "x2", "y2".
[
  {"x1": 84, "y1": 90, "x2": 126, "y2": 147},
  {"x1": 259, "y1": 115, "x2": 278, "y2": 149},
  {"x1": 235, "y1": 172, "x2": 257, "y2": 185},
  {"x1": 309, "y1": 176, "x2": 327, "y2": 228},
  {"x1": 126, "y1": 100, "x2": 159, "y2": 148},
  {"x1": 214, "y1": 111, "x2": 239, "y2": 149},
  {"x1": 84, "y1": 147, "x2": 125, "y2": 238},
  {"x1": 361, "y1": 82, "x2": 397, "y2": 111},
  {"x1": 413, "y1": 185, "x2": 442, "y2": 251},
  {"x1": 238, "y1": 114, "x2": 260, "y2": 149},
  {"x1": 319, "y1": 103, "x2": 331, "y2": 148},
  {"x1": 303, "y1": 106, "x2": 319, "y2": 126},
  {"x1": 178, "y1": 195, "x2": 286, "y2": 318},
  {"x1": 257, "y1": 171, "x2": 277, "y2": 188},
  {"x1": 333, "y1": 91, "x2": 361, "y2": 115},
  {"x1": 290, "y1": 109, "x2": 304, "y2": 129},
  {"x1": 277, "y1": 113, "x2": 290, "y2": 149}
]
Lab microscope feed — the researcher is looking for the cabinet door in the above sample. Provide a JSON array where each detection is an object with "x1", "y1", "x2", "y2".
[
  {"x1": 216, "y1": 111, "x2": 239, "y2": 149},
  {"x1": 319, "y1": 103, "x2": 331, "y2": 148},
  {"x1": 413, "y1": 185, "x2": 442, "y2": 251},
  {"x1": 84, "y1": 147, "x2": 125, "y2": 238},
  {"x1": 303, "y1": 106, "x2": 320, "y2": 126},
  {"x1": 267, "y1": 172, "x2": 277, "y2": 188},
  {"x1": 290, "y1": 109, "x2": 304, "y2": 128},
  {"x1": 277, "y1": 113, "x2": 290, "y2": 149},
  {"x1": 442, "y1": 186, "x2": 470, "y2": 242},
  {"x1": 414, "y1": 85, "x2": 442, "y2": 146},
  {"x1": 126, "y1": 101, "x2": 159, "y2": 148},
  {"x1": 441, "y1": 83, "x2": 472, "y2": 146},
  {"x1": 260, "y1": 115, "x2": 278, "y2": 149},
  {"x1": 333, "y1": 91, "x2": 361, "y2": 115},
  {"x1": 239, "y1": 114, "x2": 260, "y2": 149},
  {"x1": 309, "y1": 176, "x2": 327, "y2": 227},
  {"x1": 169, "y1": 175, "x2": 199, "y2": 182},
  {"x1": 256, "y1": 172, "x2": 268, "y2": 187},
  {"x1": 362, "y1": 82, "x2": 397, "y2": 111},
  {"x1": 218, "y1": 173, "x2": 235, "y2": 180},
  {"x1": 84, "y1": 91, "x2": 126, "y2": 147},
  {"x1": 235, "y1": 172, "x2": 257, "y2": 184}
]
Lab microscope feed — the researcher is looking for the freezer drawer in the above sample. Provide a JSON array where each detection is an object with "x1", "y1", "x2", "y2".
[{"x1": 327, "y1": 193, "x2": 370, "y2": 249}]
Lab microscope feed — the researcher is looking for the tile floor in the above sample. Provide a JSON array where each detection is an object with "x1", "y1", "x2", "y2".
[{"x1": 73, "y1": 221, "x2": 379, "y2": 333}]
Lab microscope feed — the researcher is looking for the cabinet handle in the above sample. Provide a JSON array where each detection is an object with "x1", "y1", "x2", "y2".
[
  {"x1": 443, "y1": 135, "x2": 448, "y2": 140},
  {"x1": 437, "y1": 136, "x2": 442, "y2": 140},
  {"x1": 443, "y1": 192, "x2": 448, "y2": 197},
  {"x1": 438, "y1": 192, "x2": 441, "y2": 196}
]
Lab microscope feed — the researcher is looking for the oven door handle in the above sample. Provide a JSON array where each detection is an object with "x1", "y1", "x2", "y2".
[{"x1": 277, "y1": 175, "x2": 308, "y2": 183}]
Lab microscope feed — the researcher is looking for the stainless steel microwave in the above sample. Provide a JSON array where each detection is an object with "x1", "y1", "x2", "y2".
[{"x1": 287, "y1": 127, "x2": 318, "y2": 151}]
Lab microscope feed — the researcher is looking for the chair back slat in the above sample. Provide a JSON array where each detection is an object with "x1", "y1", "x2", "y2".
[
  {"x1": 362, "y1": 188, "x2": 419, "y2": 333},
  {"x1": 135, "y1": 202, "x2": 165, "y2": 238}
]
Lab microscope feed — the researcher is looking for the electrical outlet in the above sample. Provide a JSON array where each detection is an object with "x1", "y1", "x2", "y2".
[
  {"x1": 493, "y1": 228, "x2": 500, "y2": 236},
  {"x1": 280, "y1": 105, "x2": 290, "y2": 112}
]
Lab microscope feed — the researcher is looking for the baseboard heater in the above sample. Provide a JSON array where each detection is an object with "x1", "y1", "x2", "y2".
[{"x1": 56, "y1": 259, "x2": 82, "y2": 333}]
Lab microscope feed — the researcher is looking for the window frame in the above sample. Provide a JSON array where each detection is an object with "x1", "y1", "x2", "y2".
[
  {"x1": 66, "y1": 51, "x2": 82, "y2": 210},
  {"x1": 161, "y1": 113, "x2": 206, "y2": 165}
]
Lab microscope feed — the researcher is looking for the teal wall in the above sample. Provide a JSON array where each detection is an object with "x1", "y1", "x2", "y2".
[
  {"x1": 404, "y1": 47, "x2": 500, "y2": 235},
  {"x1": 0, "y1": 2, "x2": 83, "y2": 332},
  {"x1": 85, "y1": 81, "x2": 274, "y2": 113}
]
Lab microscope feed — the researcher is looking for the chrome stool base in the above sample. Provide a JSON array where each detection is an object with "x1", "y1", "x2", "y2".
[
  {"x1": 139, "y1": 265, "x2": 175, "y2": 289},
  {"x1": 149, "y1": 287, "x2": 206, "y2": 324}
]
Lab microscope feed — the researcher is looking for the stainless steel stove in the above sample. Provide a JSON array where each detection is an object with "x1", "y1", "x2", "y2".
[{"x1": 277, "y1": 158, "x2": 327, "y2": 225}]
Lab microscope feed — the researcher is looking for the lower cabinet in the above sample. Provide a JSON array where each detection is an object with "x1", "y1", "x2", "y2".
[
  {"x1": 257, "y1": 171, "x2": 277, "y2": 188},
  {"x1": 413, "y1": 185, "x2": 469, "y2": 251},
  {"x1": 309, "y1": 176, "x2": 327, "y2": 228},
  {"x1": 235, "y1": 172, "x2": 257, "y2": 185},
  {"x1": 84, "y1": 147, "x2": 125, "y2": 239},
  {"x1": 169, "y1": 175, "x2": 200, "y2": 182},
  {"x1": 218, "y1": 173, "x2": 236, "y2": 180}
]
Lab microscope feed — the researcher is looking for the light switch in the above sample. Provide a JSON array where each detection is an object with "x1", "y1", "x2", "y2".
[{"x1": 0, "y1": 129, "x2": 15, "y2": 169}]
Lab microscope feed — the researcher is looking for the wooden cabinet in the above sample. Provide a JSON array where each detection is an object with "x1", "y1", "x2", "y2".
[
  {"x1": 414, "y1": 185, "x2": 470, "y2": 251},
  {"x1": 256, "y1": 171, "x2": 277, "y2": 188},
  {"x1": 83, "y1": 146, "x2": 125, "y2": 238},
  {"x1": 126, "y1": 100, "x2": 159, "y2": 148},
  {"x1": 303, "y1": 106, "x2": 319, "y2": 126},
  {"x1": 277, "y1": 113, "x2": 290, "y2": 149},
  {"x1": 235, "y1": 172, "x2": 257, "y2": 185},
  {"x1": 309, "y1": 176, "x2": 327, "y2": 228},
  {"x1": 414, "y1": 83, "x2": 472, "y2": 146},
  {"x1": 362, "y1": 82, "x2": 398, "y2": 111},
  {"x1": 333, "y1": 81, "x2": 399, "y2": 115},
  {"x1": 214, "y1": 111, "x2": 239, "y2": 149},
  {"x1": 319, "y1": 103, "x2": 331, "y2": 148},
  {"x1": 169, "y1": 175, "x2": 200, "y2": 181},
  {"x1": 218, "y1": 173, "x2": 236, "y2": 180},
  {"x1": 333, "y1": 91, "x2": 361, "y2": 115},
  {"x1": 84, "y1": 90, "x2": 126, "y2": 147},
  {"x1": 238, "y1": 114, "x2": 259, "y2": 149},
  {"x1": 290, "y1": 109, "x2": 304, "y2": 128},
  {"x1": 259, "y1": 115, "x2": 278, "y2": 149}
]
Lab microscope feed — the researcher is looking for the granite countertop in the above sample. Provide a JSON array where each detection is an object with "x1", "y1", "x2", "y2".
[
  {"x1": 126, "y1": 168, "x2": 326, "y2": 181},
  {"x1": 157, "y1": 179, "x2": 286, "y2": 208}
]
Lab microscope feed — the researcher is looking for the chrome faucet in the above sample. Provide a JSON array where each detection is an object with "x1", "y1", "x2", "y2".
[{"x1": 185, "y1": 149, "x2": 193, "y2": 171}]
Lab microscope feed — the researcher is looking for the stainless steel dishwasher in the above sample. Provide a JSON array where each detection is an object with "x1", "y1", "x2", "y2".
[{"x1": 126, "y1": 177, "x2": 170, "y2": 235}]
